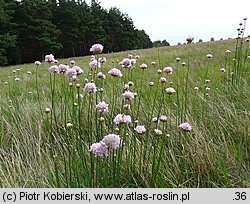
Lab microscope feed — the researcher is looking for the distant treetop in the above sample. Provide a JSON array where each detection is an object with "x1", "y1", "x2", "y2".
[{"x1": 153, "y1": 40, "x2": 170, "y2": 47}]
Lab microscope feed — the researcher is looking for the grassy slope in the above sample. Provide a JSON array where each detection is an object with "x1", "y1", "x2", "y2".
[{"x1": 0, "y1": 39, "x2": 249, "y2": 187}]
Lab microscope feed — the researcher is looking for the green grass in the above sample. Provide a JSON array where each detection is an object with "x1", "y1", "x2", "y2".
[{"x1": 0, "y1": 39, "x2": 249, "y2": 187}]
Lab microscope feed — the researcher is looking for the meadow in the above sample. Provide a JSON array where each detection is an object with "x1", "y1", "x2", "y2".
[{"x1": 0, "y1": 35, "x2": 249, "y2": 187}]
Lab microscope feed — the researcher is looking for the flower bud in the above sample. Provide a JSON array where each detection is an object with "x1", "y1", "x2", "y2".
[
  {"x1": 45, "y1": 108, "x2": 51, "y2": 114},
  {"x1": 99, "y1": 117, "x2": 105, "y2": 123},
  {"x1": 66, "y1": 123, "x2": 73, "y2": 129}
]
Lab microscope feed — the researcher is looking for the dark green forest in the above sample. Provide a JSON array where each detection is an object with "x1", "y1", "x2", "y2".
[{"x1": 0, "y1": 0, "x2": 153, "y2": 66}]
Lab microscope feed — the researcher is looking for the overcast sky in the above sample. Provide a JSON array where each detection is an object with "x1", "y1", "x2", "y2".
[{"x1": 86, "y1": 0, "x2": 250, "y2": 45}]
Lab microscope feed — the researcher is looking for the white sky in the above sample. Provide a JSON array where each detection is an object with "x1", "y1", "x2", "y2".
[{"x1": 86, "y1": 0, "x2": 250, "y2": 45}]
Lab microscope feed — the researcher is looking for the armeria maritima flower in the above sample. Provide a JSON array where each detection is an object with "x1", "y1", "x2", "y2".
[
  {"x1": 90, "y1": 43, "x2": 103, "y2": 54},
  {"x1": 89, "y1": 142, "x2": 108, "y2": 157},
  {"x1": 97, "y1": 72, "x2": 106, "y2": 80},
  {"x1": 45, "y1": 54, "x2": 55, "y2": 63},
  {"x1": 122, "y1": 91, "x2": 135, "y2": 100},
  {"x1": 134, "y1": 125, "x2": 146, "y2": 134},
  {"x1": 102, "y1": 134, "x2": 121, "y2": 150},
  {"x1": 58, "y1": 64, "x2": 69, "y2": 74},
  {"x1": 165, "y1": 87, "x2": 176, "y2": 95},
  {"x1": 96, "y1": 101, "x2": 109, "y2": 113},
  {"x1": 140, "y1": 63, "x2": 148, "y2": 70},
  {"x1": 114, "y1": 114, "x2": 131, "y2": 125},
  {"x1": 163, "y1": 66, "x2": 173, "y2": 74},
  {"x1": 120, "y1": 58, "x2": 132, "y2": 69},
  {"x1": 35, "y1": 61, "x2": 41, "y2": 66},
  {"x1": 48, "y1": 65, "x2": 58, "y2": 74},
  {"x1": 179, "y1": 122, "x2": 192, "y2": 132},
  {"x1": 73, "y1": 66, "x2": 83, "y2": 75},
  {"x1": 84, "y1": 82, "x2": 97, "y2": 95},
  {"x1": 108, "y1": 68, "x2": 123, "y2": 77},
  {"x1": 66, "y1": 68, "x2": 77, "y2": 76}
]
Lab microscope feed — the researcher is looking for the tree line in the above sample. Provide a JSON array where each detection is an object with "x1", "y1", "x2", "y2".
[
  {"x1": 0, "y1": 0, "x2": 153, "y2": 66},
  {"x1": 153, "y1": 40, "x2": 170, "y2": 47}
]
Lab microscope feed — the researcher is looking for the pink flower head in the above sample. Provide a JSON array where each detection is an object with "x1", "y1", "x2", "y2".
[
  {"x1": 97, "y1": 72, "x2": 106, "y2": 80},
  {"x1": 73, "y1": 66, "x2": 83, "y2": 75},
  {"x1": 149, "y1": 82, "x2": 154, "y2": 86},
  {"x1": 140, "y1": 63, "x2": 148, "y2": 70},
  {"x1": 66, "y1": 68, "x2": 77, "y2": 76},
  {"x1": 90, "y1": 55, "x2": 95, "y2": 60},
  {"x1": 186, "y1": 35, "x2": 194, "y2": 44},
  {"x1": 89, "y1": 59, "x2": 100, "y2": 70},
  {"x1": 35, "y1": 61, "x2": 41, "y2": 66},
  {"x1": 186, "y1": 35, "x2": 193, "y2": 40},
  {"x1": 90, "y1": 43, "x2": 103, "y2": 54},
  {"x1": 48, "y1": 65, "x2": 58, "y2": 74},
  {"x1": 102, "y1": 134, "x2": 121, "y2": 150},
  {"x1": 120, "y1": 58, "x2": 131, "y2": 68},
  {"x1": 96, "y1": 101, "x2": 109, "y2": 113},
  {"x1": 89, "y1": 141, "x2": 108, "y2": 157},
  {"x1": 160, "y1": 115, "x2": 167, "y2": 122},
  {"x1": 108, "y1": 68, "x2": 123, "y2": 77},
  {"x1": 45, "y1": 54, "x2": 55, "y2": 63},
  {"x1": 206, "y1": 54, "x2": 213, "y2": 58},
  {"x1": 84, "y1": 82, "x2": 97, "y2": 95},
  {"x1": 154, "y1": 129, "x2": 163, "y2": 136},
  {"x1": 58, "y1": 64, "x2": 69, "y2": 74},
  {"x1": 165, "y1": 87, "x2": 176, "y2": 95},
  {"x1": 114, "y1": 114, "x2": 131, "y2": 125},
  {"x1": 134, "y1": 125, "x2": 146, "y2": 134},
  {"x1": 160, "y1": 77, "x2": 167, "y2": 84},
  {"x1": 179, "y1": 122, "x2": 192, "y2": 132},
  {"x1": 152, "y1": 117, "x2": 158, "y2": 123},
  {"x1": 122, "y1": 91, "x2": 135, "y2": 100},
  {"x1": 72, "y1": 75, "x2": 78, "y2": 81},
  {"x1": 98, "y1": 57, "x2": 107, "y2": 64},
  {"x1": 163, "y1": 66, "x2": 173, "y2": 74},
  {"x1": 131, "y1": 59, "x2": 136, "y2": 66}
]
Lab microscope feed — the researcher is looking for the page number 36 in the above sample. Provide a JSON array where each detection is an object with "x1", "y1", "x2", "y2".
[{"x1": 234, "y1": 192, "x2": 247, "y2": 201}]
